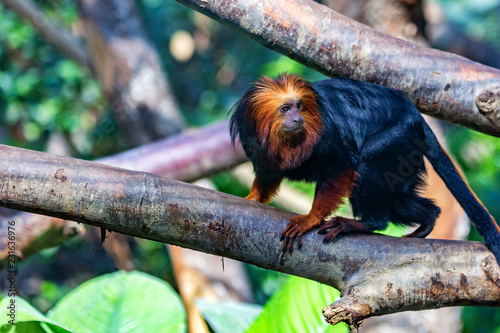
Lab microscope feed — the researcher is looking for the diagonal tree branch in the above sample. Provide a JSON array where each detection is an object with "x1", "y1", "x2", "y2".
[
  {"x1": 0, "y1": 120, "x2": 246, "y2": 261},
  {"x1": 0, "y1": 144, "x2": 498, "y2": 326},
  {"x1": 177, "y1": 0, "x2": 500, "y2": 137}
]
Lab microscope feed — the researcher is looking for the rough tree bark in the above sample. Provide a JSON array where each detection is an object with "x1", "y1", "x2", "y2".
[
  {"x1": 0, "y1": 121, "x2": 249, "y2": 333},
  {"x1": 0, "y1": 3, "x2": 244, "y2": 329},
  {"x1": 0, "y1": 144, "x2": 499, "y2": 326},
  {"x1": 177, "y1": 0, "x2": 500, "y2": 137},
  {"x1": 323, "y1": 0, "x2": 500, "y2": 68}
]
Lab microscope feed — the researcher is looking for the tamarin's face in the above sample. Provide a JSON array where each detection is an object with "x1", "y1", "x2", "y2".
[
  {"x1": 230, "y1": 73, "x2": 323, "y2": 169},
  {"x1": 278, "y1": 98, "x2": 305, "y2": 133},
  {"x1": 244, "y1": 74, "x2": 321, "y2": 146}
]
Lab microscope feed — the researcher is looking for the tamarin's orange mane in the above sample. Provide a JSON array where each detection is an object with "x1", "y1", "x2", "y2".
[{"x1": 245, "y1": 73, "x2": 323, "y2": 170}]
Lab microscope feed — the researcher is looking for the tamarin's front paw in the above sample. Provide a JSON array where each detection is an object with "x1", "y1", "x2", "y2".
[
  {"x1": 280, "y1": 214, "x2": 322, "y2": 254},
  {"x1": 318, "y1": 216, "x2": 367, "y2": 242}
]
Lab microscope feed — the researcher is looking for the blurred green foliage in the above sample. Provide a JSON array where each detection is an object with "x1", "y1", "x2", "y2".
[
  {"x1": 448, "y1": 129, "x2": 500, "y2": 219},
  {"x1": 0, "y1": 0, "x2": 499, "y2": 332},
  {"x1": 0, "y1": 271, "x2": 186, "y2": 333},
  {"x1": 196, "y1": 299, "x2": 263, "y2": 333},
  {"x1": 247, "y1": 276, "x2": 346, "y2": 333},
  {"x1": 0, "y1": 1, "x2": 115, "y2": 157},
  {"x1": 434, "y1": 0, "x2": 500, "y2": 49}
]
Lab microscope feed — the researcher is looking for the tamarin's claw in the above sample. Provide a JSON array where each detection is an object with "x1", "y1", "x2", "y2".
[{"x1": 280, "y1": 214, "x2": 322, "y2": 254}]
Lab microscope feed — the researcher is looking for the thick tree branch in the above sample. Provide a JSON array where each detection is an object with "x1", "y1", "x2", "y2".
[
  {"x1": 0, "y1": 121, "x2": 246, "y2": 261},
  {"x1": 0, "y1": 144, "x2": 498, "y2": 325},
  {"x1": 0, "y1": 0, "x2": 88, "y2": 65},
  {"x1": 177, "y1": 0, "x2": 500, "y2": 137}
]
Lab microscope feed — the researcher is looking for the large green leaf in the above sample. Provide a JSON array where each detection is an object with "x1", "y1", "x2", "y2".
[
  {"x1": 0, "y1": 296, "x2": 72, "y2": 333},
  {"x1": 196, "y1": 299, "x2": 262, "y2": 333},
  {"x1": 47, "y1": 271, "x2": 186, "y2": 333},
  {"x1": 246, "y1": 276, "x2": 348, "y2": 333}
]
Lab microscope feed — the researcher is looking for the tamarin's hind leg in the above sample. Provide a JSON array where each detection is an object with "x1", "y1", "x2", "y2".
[
  {"x1": 246, "y1": 175, "x2": 283, "y2": 204},
  {"x1": 281, "y1": 169, "x2": 357, "y2": 254},
  {"x1": 391, "y1": 194, "x2": 441, "y2": 238},
  {"x1": 319, "y1": 194, "x2": 440, "y2": 240},
  {"x1": 318, "y1": 216, "x2": 380, "y2": 241}
]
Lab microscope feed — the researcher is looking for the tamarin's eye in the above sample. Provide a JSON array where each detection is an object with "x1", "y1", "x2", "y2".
[
  {"x1": 297, "y1": 101, "x2": 302, "y2": 109},
  {"x1": 281, "y1": 105, "x2": 290, "y2": 112}
]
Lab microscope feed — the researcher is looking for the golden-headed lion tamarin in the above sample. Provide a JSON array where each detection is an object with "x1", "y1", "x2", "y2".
[{"x1": 230, "y1": 73, "x2": 500, "y2": 264}]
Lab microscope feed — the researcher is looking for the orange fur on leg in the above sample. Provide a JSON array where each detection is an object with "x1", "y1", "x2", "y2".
[
  {"x1": 245, "y1": 176, "x2": 282, "y2": 204},
  {"x1": 281, "y1": 169, "x2": 358, "y2": 254}
]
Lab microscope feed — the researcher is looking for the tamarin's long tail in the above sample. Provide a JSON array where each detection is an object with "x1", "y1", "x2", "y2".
[{"x1": 422, "y1": 122, "x2": 500, "y2": 264}]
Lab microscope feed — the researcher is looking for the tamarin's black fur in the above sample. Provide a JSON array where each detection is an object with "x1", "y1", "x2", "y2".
[{"x1": 229, "y1": 73, "x2": 500, "y2": 263}]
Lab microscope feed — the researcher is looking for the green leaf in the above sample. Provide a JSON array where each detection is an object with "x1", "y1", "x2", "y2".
[
  {"x1": 22, "y1": 122, "x2": 42, "y2": 142},
  {"x1": 246, "y1": 276, "x2": 348, "y2": 333},
  {"x1": 262, "y1": 56, "x2": 306, "y2": 78},
  {"x1": 14, "y1": 70, "x2": 39, "y2": 97},
  {"x1": 56, "y1": 61, "x2": 83, "y2": 82},
  {"x1": 0, "y1": 296, "x2": 72, "y2": 333},
  {"x1": 35, "y1": 98, "x2": 61, "y2": 126},
  {"x1": 196, "y1": 299, "x2": 262, "y2": 333},
  {"x1": 47, "y1": 271, "x2": 186, "y2": 333}
]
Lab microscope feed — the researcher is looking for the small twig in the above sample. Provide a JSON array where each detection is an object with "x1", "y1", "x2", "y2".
[{"x1": 93, "y1": 228, "x2": 108, "y2": 254}]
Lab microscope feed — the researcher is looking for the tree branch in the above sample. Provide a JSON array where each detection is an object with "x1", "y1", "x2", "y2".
[
  {"x1": 177, "y1": 0, "x2": 500, "y2": 137},
  {"x1": 0, "y1": 121, "x2": 246, "y2": 261},
  {"x1": 0, "y1": 0, "x2": 88, "y2": 65},
  {"x1": 0, "y1": 144, "x2": 498, "y2": 325}
]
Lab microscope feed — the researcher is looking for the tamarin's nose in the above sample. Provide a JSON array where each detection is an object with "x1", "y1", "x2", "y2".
[{"x1": 293, "y1": 116, "x2": 304, "y2": 126}]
